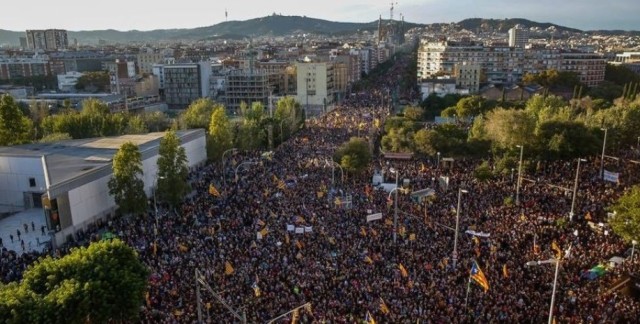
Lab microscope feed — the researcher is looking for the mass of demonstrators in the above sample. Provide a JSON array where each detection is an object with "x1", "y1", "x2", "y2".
[{"x1": 2, "y1": 53, "x2": 640, "y2": 323}]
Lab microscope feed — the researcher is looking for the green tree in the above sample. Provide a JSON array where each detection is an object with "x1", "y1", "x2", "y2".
[
  {"x1": 484, "y1": 108, "x2": 536, "y2": 150},
  {"x1": 403, "y1": 106, "x2": 424, "y2": 121},
  {"x1": 156, "y1": 130, "x2": 189, "y2": 207},
  {"x1": 208, "y1": 105, "x2": 233, "y2": 161},
  {"x1": 75, "y1": 71, "x2": 110, "y2": 92},
  {"x1": 0, "y1": 95, "x2": 33, "y2": 146},
  {"x1": 473, "y1": 161, "x2": 493, "y2": 182},
  {"x1": 108, "y1": 142, "x2": 147, "y2": 216},
  {"x1": 179, "y1": 98, "x2": 217, "y2": 130},
  {"x1": 334, "y1": 137, "x2": 372, "y2": 175},
  {"x1": 381, "y1": 127, "x2": 414, "y2": 153},
  {"x1": 609, "y1": 185, "x2": 640, "y2": 243},
  {"x1": 274, "y1": 96, "x2": 303, "y2": 143},
  {"x1": 455, "y1": 95, "x2": 488, "y2": 119},
  {"x1": 142, "y1": 111, "x2": 171, "y2": 132},
  {"x1": 39, "y1": 132, "x2": 72, "y2": 143},
  {"x1": 0, "y1": 239, "x2": 149, "y2": 323},
  {"x1": 125, "y1": 114, "x2": 148, "y2": 134}
]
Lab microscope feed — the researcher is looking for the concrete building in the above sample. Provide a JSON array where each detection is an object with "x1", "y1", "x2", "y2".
[
  {"x1": 57, "y1": 71, "x2": 84, "y2": 92},
  {"x1": 0, "y1": 57, "x2": 51, "y2": 80},
  {"x1": 225, "y1": 69, "x2": 270, "y2": 114},
  {"x1": 0, "y1": 130, "x2": 207, "y2": 246},
  {"x1": 137, "y1": 52, "x2": 164, "y2": 75},
  {"x1": 296, "y1": 60, "x2": 335, "y2": 116},
  {"x1": 26, "y1": 29, "x2": 68, "y2": 51},
  {"x1": 508, "y1": 25, "x2": 529, "y2": 48},
  {"x1": 560, "y1": 51, "x2": 606, "y2": 87},
  {"x1": 163, "y1": 62, "x2": 210, "y2": 109},
  {"x1": 417, "y1": 40, "x2": 484, "y2": 81},
  {"x1": 454, "y1": 62, "x2": 481, "y2": 93}
]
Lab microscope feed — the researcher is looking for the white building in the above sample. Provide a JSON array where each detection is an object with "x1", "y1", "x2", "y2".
[
  {"x1": 296, "y1": 60, "x2": 335, "y2": 116},
  {"x1": 508, "y1": 25, "x2": 529, "y2": 48},
  {"x1": 57, "y1": 71, "x2": 84, "y2": 92},
  {"x1": 0, "y1": 130, "x2": 207, "y2": 245}
]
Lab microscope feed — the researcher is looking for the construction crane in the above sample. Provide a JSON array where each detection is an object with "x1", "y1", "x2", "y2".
[{"x1": 390, "y1": 1, "x2": 398, "y2": 21}]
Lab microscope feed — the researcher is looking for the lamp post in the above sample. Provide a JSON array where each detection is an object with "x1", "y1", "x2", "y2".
[
  {"x1": 525, "y1": 258, "x2": 561, "y2": 324},
  {"x1": 452, "y1": 188, "x2": 468, "y2": 269},
  {"x1": 221, "y1": 148, "x2": 238, "y2": 187},
  {"x1": 569, "y1": 158, "x2": 587, "y2": 221},
  {"x1": 153, "y1": 174, "x2": 166, "y2": 250},
  {"x1": 436, "y1": 152, "x2": 441, "y2": 169},
  {"x1": 390, "y1": 167, "x2": 400, "y2": 245},
  {"x1": 326, "y1": 159, "x2": 344, "y2": 187},
  {"x1": 516, "y1": 145, "x2": 524, "y2": 205},
  {"x1": 600, "y1": 128, "x2": 608, "y2": 179},
  {"x1": 632, "y1": 240, "x2": 638, "y2": 261},
  {"x1": 511, "y1": 168, "x2": 515, "y2": 183},
  {"x1": 234, "y1": 161, "x2": 261, "y2": 184}
]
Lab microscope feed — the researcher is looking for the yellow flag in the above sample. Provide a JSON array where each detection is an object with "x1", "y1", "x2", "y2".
[
  {"x1": 225, "y1": 261, "x2": 234, "y2": 275},
  {"x1": 552, "y1": 240, "x2": 563, "y2": 259},
  {"x1": 409, "y1": 233, "x2": 416, "y2": 241},
  {"x1": 209, "y1": 184, "x2": 220, "y2": 197},
  {"x1": 285, "y1": 233, "x2": 290, "y2": 245},
  {"x1": 278, "y1": 179, "x2": 286, "y2": 190},
  {"x1": 379, "y1": 297, "x2": 390, "y2": 314},
  {"x1": 296, "y1": 240, "x2": 303, "y2": 249},
  {"x1": 291, "y1": 309, "x2": 299, "y2": 324},
  {"x1": 360, "y1": 226, "x2": 367, "y2": 237},
  {"x1": 364, "y1": 256, "x2": 373, "y2": 264},
  {"x1": 503, "y1": 264, "x2": 509, "y2": 278},
  {"x1": 260, "y1": 227, "x2": 268, "y2": 237},
  {"x1": 398, "y1": 263, "x2": 408, "y2": 277}
]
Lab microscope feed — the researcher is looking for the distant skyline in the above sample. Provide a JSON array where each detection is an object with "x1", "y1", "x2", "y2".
[{"x1": 3, "y1": 0, "x2": 638, "y2": 31}]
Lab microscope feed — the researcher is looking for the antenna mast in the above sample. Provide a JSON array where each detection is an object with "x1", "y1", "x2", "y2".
[
  {"x1": 225, "y1": 8, "x2": 228, "y2": 21},
  {"x1": 390, "y1": 2, "x2": 398, "y2": 21}
]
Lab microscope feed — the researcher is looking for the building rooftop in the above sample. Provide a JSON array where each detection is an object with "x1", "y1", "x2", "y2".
[{"x1": 0, "y1": 130, "x2": 204, "y2": 189}]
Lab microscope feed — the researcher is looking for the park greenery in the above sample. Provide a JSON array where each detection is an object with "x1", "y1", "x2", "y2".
[
  {"x1": 108, "y1": 141, "x2": 147, "y2": 216},
  {"x1": 156, "y1": 130, "x2": 190, "y2": 208},
  {"x1": 0, "y1": 240, "x2": 148, "y2": 323},
  {"x1": 609, "y1": 185, "x2": 640, "y2": 243},
  {"x1": 334, "y1": 137, "x2": 372, "y2": 176}
]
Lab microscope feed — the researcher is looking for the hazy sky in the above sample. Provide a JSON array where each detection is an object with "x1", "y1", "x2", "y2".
[{"x1": 3, "y1": 0, "x2": 638, "y2": 31}]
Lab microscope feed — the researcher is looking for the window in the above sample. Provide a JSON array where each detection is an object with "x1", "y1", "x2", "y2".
[{"x1": 29, "y1": 178, "x2": 36, "y2": 187}]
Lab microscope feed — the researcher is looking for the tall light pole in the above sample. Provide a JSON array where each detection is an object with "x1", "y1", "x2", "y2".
[
  {"x1": 632, "y1": 240, "x2": 638, "y2": 261},
  {"x1": 600, "y1": 128, "x2": 608, "y2": 179},
  {"x1": 390, "y1": 167, "x2": 400, "y2": 245},
  {"x1": 526, "y1": 258, "x2": 562, "y2": 324},
  {"x1": 221, "y1": 148, "x2": 238, "y2": 187},
  {"x1": 516, "y1": 145, "x2": 524, "y2": 205},
  {"x1": 153, "y1": 174, "x2": 165, "y2": 251},
  {"x1": 452, "y1": 188, "x2": 468, "y2": 269},
  {"x1": 569, "y1": 158, "x2": 586, "y2": 221},
  {"x1": 436, "y1": 152, "x2": 441, "y2": 169}
]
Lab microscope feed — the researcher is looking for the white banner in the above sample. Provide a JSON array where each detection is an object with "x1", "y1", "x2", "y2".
[
  {"x1": 465, "y1": 230, "x2": 490, "y2": 238},
  {"x1": 287, "y1": 224, "x2": 295, "y2": 232},
  {"x1": 295, "y1": 227, "x2": 304, "y2": 234},
  {"x1": 366, "y1": 213, "x2": 383, "y2": 222},
  {"x1": 304, "y1": 226, "x2": 313, "y2": 233},
  {"x1": 603, "y1": 170, "x2": 619, "y2": 183}
]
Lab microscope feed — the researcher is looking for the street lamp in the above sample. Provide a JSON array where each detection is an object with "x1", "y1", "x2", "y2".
[
  {"x1": 153, "y1": 174, "x2": 166, "y2": 250},
  {"x1": 569, "y1": 158, "x2": 587, "y2": 221},
  {"x1": 452, "y1": 188, "x2": 468, "y2": 269},
  {"x1": 632, "y1": 240, "x2": 638, "y2": 260},
  {"x1": 325, "y1": 159, "x2": 344, "y2": 187},
  {"x1": 600, "y1": 128, "x2": 608, "y2": 179},
  {"x1": 525, "y1": 258, "x2": 561, "y2": 324},
  {"x1": 221, "y1": 148, "x2": 238, "y2": 187},
  {"x1": 436, "y1": 152, "x2": 441, "y2": 169},
  {"x1": 234, "y1": 161, "x2": 261, "y2": 184},
  {"x1": 516, "y1": 145, "x2": 524, "y2": 205},
  {"x1": 390, "y1": 167, "x2": 400, "y2": 245}
]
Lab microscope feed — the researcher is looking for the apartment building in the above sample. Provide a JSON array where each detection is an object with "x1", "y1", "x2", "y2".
[
  {"x1": 296, "y1": 61, "x2": 335, "y2": 116},
  {"x1": 163, "y1": 62, "x2": 210, "y2": 110},
  {"x1": 137, "y1": 52, "x2": 164, "y2": 75},
  {"x1": 26, "y1": 29, "x2": 68, "y2": 50},
  {"x1": 612, "y1": 52, "x2": 640, "y2": 75},
  {"x1": 225, "y1": 69, "x2": 270, "y2": 114},
  {"x1": 0, "y1": 57, "x2": 51, "y2": 80},
  {"x1": 57, "y1": 71, "x2": 84, "y2": 92},
  {"x1": 508, "y1": 25, "x2": 529, "y2": 48},
  {"x1": 255, "y1": 60, "x2": 296, "y2": 95},
  {"x1": 560, "y1": 51, "x2": 606, "y2": 87},
  {"x1": 454, "y1": 62, "x2": 481, "y2": 93},
  {"x1": 417, "y1": 40, "x2": 484, "y2": 80}
]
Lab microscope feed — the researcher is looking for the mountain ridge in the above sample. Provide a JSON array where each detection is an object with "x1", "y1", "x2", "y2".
[{"x1": 1, "y1": 16, "x2": 638, "y2": 46}]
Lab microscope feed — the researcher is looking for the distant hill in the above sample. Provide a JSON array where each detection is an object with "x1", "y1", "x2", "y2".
[
  {"x1": 457, "y1": 18, "x2": 583, "y2": 33},
  {"x1": 0, "y1": 16, "x2": 422, "y2": 45}
]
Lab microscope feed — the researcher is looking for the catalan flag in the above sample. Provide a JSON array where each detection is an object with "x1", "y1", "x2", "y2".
[
  {"x1": 552, "y1": 240, "x2": 563, "y2": 259},
  {"x1": 364, "y1": 256, "x2": 374, "y2": 264},
  {"x1": 379, "y1": 297, "x2": 390, "y2": 314},
  {"x1": 365, "y1": 311, "x2": 376, "y2": 324},
  {"x1": 503, "y1": 264, "x2": 509, "y2": 278},
  {"x1": 291, "y1": 309, "x2": 299, "y2": 324},
  {"x1": 224, "y1": 261, "x2": 234, "y2": 275},
  {"x1": 260, "y1": 227, "x2": 268, "y2": 237},
  {"x1": 398, "y1": 263, "x2": 408, "y2": 278},
  {"x1": 208, "y1": 184, "x2": 220, "y2": 197},
  {"x1": 296, "y1": 240, "x2": 303, "y2": 249},
  {"x1": 409, "y1": 233, "x2": 416, "y2": 241},
  {"x1": 285, "y1": 233, "x2": 290, "y2": 245},
  {"x1": 360, "y1": 226, "x2": 367, "y2": 237},
  {"x1": 278, "y1": 179, "x2": 286, "y2": 190},
  {"x1": 252, "y1": 275, "x2": 261, "y2": 297},
  {"x1": 470, "y1": 260, "x2": 489, "y2": 292}
]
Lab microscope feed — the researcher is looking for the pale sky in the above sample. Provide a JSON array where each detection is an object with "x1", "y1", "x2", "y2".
[{"x1": 3, "y1": 0, "x2": 638, "y2": 31}]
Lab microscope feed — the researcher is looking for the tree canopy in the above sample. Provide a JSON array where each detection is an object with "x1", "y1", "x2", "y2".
[
  {"x1": 609, "y1": 185, "x2": 640, "y2": 243},
  {"x1": 208, "y1": 105, "x2": 233, "y2": 161},
  {"x1": 156, "y1": 130, "x2": 189, "y2": 207},
  {"x1": 108, "y1": 142, "x2": 147, "y2": 216},
  {"x1": 0, "y1": 95, "x2": 33, "y2": 146},
  {"x1": 0, "y1": 239, "x2": 148, "y2": 323},
  {"x1": 334, "y1": 137, "x2": 372, "y2": 175}
]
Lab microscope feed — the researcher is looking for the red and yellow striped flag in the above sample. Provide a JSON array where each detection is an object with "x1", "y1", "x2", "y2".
[
  {"x1": 225, "y1": 261, "x2": 234, "y2": 275},
  {"x1": 398, "y1": 263, "x2": 408, "y2": 278}
]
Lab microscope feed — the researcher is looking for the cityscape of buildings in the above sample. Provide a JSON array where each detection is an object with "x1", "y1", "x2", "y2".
[{"x1": 0, "y1": 16, "x2": 639, "y2": 114}]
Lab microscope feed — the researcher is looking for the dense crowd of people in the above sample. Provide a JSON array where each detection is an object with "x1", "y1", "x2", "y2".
[{"x1": 2, "y1": 54, "x2": 640, "y2": 323}]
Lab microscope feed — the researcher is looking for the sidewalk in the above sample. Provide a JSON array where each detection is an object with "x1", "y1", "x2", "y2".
[{"x1": 0, "y1": 209, "x2": 49, "y2": 255}]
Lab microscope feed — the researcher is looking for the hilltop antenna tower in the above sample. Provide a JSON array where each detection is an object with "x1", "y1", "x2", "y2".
[
  {"x1": 225, "y1": 8, "x2": 228, "y2": 21},
  {"x1": 390, "y1": 1, "x2": 398, "y2": 21}
]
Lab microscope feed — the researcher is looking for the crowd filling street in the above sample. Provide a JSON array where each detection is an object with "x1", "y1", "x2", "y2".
[{"x1": 2, "y1": 55, "x2": 640, "y2": 323}]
